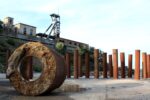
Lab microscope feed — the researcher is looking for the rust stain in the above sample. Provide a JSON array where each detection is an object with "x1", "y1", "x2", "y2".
[{"x1": 6, "y1": 42, "x2": 66, "y2": 96}]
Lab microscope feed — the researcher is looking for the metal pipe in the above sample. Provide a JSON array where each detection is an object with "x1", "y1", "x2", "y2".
[
  {"x1": 103, "y1": 53, "x2": 107, "y2": 78},
  {"x1": 94, "y1": 49, "x2": 99, "y2": 79},
  {"x1": 113, "y1": 49, "x2": 118, "y2": 79},
  {"x1": 134, "y1": 50, "x2": 140, "y2": 80},
  {"x1": 142, "y1": 53, "x2": 147, "y2": 79},
  {"x1": 128, "y1": 54, "x2": 132, "y2": 78},
  {"x1": 74, "y1": 49, "x2": 79, "y2": 79},
  {"x1": 66, "y1": 52, "x2": 71, "y2": 78},
  {"x1": 85, "y1": 52, "x2": 90, "y2": 78},
  {"x1": 120, "y1": 52, "x2": 125, "y2": 78},
  {"x1": 109, "y1": 55, "x2": 113, "y2": 78}
]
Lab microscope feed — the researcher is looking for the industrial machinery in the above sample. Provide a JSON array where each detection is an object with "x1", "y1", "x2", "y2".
[{"x1": 36, "y1": 13, "x2": 60, "y2": 40}]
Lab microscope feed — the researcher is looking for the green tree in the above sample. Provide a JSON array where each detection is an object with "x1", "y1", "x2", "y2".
[
  {"x1": 55, "y1": 42, "x2": 66, "y2": 55},
  {"x1": 0, "y1": 20, "x2": 3, "y2": 25},
  {"x1": 77, "y1": 44, "x2": 89, "y2": 55},
  {"x1": 0, "y1": 20, "x2": 3, "y2": 32}
]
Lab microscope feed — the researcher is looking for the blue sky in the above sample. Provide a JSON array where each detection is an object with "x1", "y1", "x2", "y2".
[{"x1": 1, "y1": 0, "x2": 150, "y2": 65}]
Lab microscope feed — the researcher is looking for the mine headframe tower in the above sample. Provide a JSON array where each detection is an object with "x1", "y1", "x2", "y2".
[{"x1": 44, "y1": 13, "x2": 60, "y2": 40}]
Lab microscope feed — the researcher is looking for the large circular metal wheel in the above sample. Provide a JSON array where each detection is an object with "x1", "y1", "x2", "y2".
[{"x1": 6, "y1": 42, "x2": 66, "y2": 96}]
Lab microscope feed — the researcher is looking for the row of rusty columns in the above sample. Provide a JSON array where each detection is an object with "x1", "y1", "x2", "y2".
[
  {"x1": 5, "y1": 49, "x2": 150, "y2": 80},
  {"x1": 65, "y1": 49, "x2": 150, "y2": 80}
]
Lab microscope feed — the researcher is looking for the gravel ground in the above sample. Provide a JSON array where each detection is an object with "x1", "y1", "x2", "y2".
[{"x1": 1, "y1": 74, "x2": 150, "y2": 100}]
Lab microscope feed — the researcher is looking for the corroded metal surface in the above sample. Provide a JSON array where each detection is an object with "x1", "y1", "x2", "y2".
[
  {"x1": 120, "y1": 52, "x2": 125, "y2": 78},
  {"x1": 94, "y1": 49, "x2": 99, "y2": 79},
  {"x1": 85, "y1": 52, "x2": 89, "y2": 78},
  {"x1": 108, "y1": 55, "x2": 113, "y2": 77},
  {"x1": 147, "y1": 55, "x2": 150, "y2": 78},
  {"x1": 134, "y1": 50, "x2": 140, "y2": 80},
  {"x1": 142, "y1": 53, "x2": 147, "y2": 79},
  {"x1": 102, "y1": 53, "x2": 107, "y2": 78},
  {"x1": 113, "y1": 49, "x2": 118, "y2": 79},
  {"x1": 78, "y1": 55, "x2": 82, "y2": 77},
  {"x1": 74, "y1": 49, "x2": 78, "y2": 79},
  {"x1": 128, "y1": 54, "x2": 132, "y2": 78},
  {"x1": 65, "y1": 52, "x2": 71, "y2": 78},
  {"x1": 6, "y1": 42, "x2": 66, "y2": 96}
]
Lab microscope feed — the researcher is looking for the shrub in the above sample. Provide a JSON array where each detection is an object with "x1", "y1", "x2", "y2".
[
  {"x1": 77, "y1": 44, "x2": 89, "y2": 55},
  {"x1": 55, "y1": 42, "x2": 66, "y2": 55},
  {"x1": 0, "y1": 20, "x2": 3, "y2": 33},
  {"x1": 55, "y1": 42, "x2": 64, "y2": 50},
  {"x1": 0, "y1": 63, "x2": 5, "y2": 73},
  {"x1": 6, "y1": 38, "x2": 16, "y2": 46}
]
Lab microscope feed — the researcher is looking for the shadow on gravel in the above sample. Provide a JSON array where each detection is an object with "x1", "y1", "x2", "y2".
[
  {"x1": 108, "y1": 83, "x2": 143, "y2": 89},
  {"x1": 0, "y1": 80, "x2": 74, "y2": 100}
]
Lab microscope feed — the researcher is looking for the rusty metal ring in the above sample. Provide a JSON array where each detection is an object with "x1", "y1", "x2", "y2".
[{"x1": 6, "y1": 42, "x2": 66, "y2": 96}]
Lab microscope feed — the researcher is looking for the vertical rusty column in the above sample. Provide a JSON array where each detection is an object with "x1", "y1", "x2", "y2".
[
  {"x1": 128, "y1": 54, "x2": 132, "y2": 78},
  {"x1": 6, "y1": 50, "x2": 11, "y2": 78},
  {"x1": 142, "y1": 53, "x2": 147, "y2": 79},
  {"x1": 23, "y1": 56, "x2": 33, "y2": 80},
  {"x1": 147, "y1": 55, "x2": 150, "y2": 78},
  {"x1": 120, "y1": 52, "x2": 125, "y2": 78},
  {"x1": 134, "y1": 50, "x2": 140, "y2": 80},
  {"x1": 85, "y1": 52, "x2": 90, "y2": 78},
  {"x1": 109, "y1": 55, "x2": 113, "y2": 78},
  {"x1": 28, "y1": 56, "x2": 33, "y2": 79},
  {"x1": 6, "y1": 50, "x2": 11, "y2": 70},
  {"x1": 113, "y1": 49, "x2": 118, "y2": 79},
  {"x1": 94, "y1": 49, "x2": 99, "y2": 79},
  {"x1": 66, "y1": 52, "x2": 71, "y2": 78},
  {"x1": 103, "y1": 53, "x2": 107, "y2": 78},
  {"x1": 74, "y1": 49, "x2": 78, "y2": 79},
  {"x1": 78, "y1": 55, "x2": 82, "y2": 77},
  {"x1": 148, "y1": 55, "x2": 150, "y2": 78}
]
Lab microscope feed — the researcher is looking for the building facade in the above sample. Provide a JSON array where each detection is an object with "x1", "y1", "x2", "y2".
[
  {"x1": 57, "y1": 37, "x2": 89, "y2": 51},
  {"x1": 14, "y1": 23, "x2": 36, "y2": 36},
  {"x1": 3, "y1": 17, "x2": 36, "y2": 36},
  {"x1": 3, "y1": 17, "x2": 14, "y2": 28}
]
